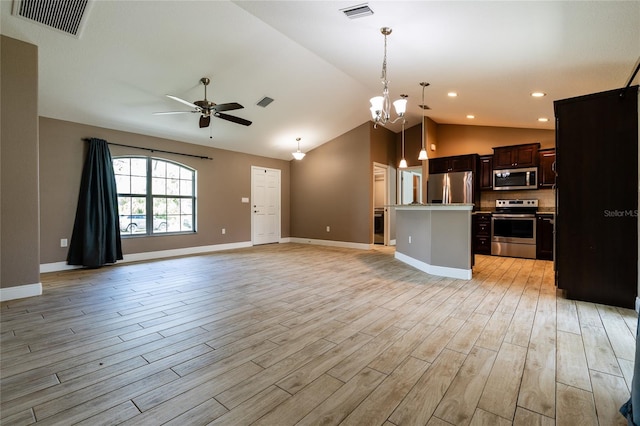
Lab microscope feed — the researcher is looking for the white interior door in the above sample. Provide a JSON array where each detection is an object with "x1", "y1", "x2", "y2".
[{"x1": 251, "y1": 166, "x2": 281, "y2": 245}]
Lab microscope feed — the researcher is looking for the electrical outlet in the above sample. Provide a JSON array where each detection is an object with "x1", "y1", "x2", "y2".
[
  {"x1": 60, "y1": 238, "x2": 68, "y2": 247},
  {"x1": 409, "y1": 236, "x2": 412, "y2": 244},
  {"x1": 326, "y1": 226, "x2": 330, "y2": 232},
  {"x1": 222, "y1": 228, "x2": 226, "y2": 235}
]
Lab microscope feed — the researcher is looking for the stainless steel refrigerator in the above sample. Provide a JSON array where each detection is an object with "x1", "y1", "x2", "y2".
[{"x1": 427, "y1": 171, "x2": 474, "y2": 204}]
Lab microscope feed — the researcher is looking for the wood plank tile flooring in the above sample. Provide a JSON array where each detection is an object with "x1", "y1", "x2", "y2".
[{"x1": 1, "y1": 243, "x2": 636, "y2": 425}]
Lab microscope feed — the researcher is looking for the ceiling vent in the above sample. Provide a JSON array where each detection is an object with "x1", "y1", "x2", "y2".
[
  {"x1": 12, "y1": 0, "x2": 93, "y2": 37},
  {"x1": 256, "y1": 96, "x2": 274, "y2": 108},
  {"x1": 340, "y1": 3, "x2": 374, "y2": 19}
]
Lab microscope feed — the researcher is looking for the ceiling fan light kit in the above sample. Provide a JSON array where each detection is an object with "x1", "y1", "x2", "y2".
[
  {"x1": 292, "y1": 137, "x2": 305, "y2": 160},
  {"x1": 154, "y1": 77, "x2": 252, "y2": 129}
]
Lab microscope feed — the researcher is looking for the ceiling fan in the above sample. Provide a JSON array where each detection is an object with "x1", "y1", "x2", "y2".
[{"x1": 154, "y1": 77, "x2": 252, "y2": 128}]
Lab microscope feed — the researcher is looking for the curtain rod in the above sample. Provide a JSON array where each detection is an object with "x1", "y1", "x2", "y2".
[
  {"x1": 620, "y1": 56, "x2": 640, "y2": 97},
  {"x1": 82, "y1": 138, "x2": 213, "y2": 160}
]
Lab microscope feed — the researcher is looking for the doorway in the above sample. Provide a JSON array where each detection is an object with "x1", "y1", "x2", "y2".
[
  {"x1": 251, "y1": 166, "x2": 281, "y2": 245},
  {"x1": 398, "y1": 166, "x2": 423, "y2": 205},
  {"x1": 373, "y1": 163, "x2": 390, "y2": 245}
]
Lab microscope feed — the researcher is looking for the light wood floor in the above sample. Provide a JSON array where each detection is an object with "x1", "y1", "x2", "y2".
[{"x1": 1, "y1": 243, "x2": 636, "y2": 425}]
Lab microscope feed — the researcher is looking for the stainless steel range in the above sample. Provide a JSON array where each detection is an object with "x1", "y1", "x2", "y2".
[{"x1": 491, "y1": 199, "x2": 538, "y2": 259}]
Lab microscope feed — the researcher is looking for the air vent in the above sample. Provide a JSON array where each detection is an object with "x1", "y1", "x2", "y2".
[
  {"x1": 12, "y1": 0, "x2": 92, "y2": 37},
  {"x1": 340, "y1": 3, "x2": 373, "y2": 19},
  {"x1": 256, "y1": 96, "x2": 274, "y2": 108}
]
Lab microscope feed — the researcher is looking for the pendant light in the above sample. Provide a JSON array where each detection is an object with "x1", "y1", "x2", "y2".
[
  {"x1": 399, "y1": 120, "x2": 407, "y2": 169},
  {"x1": 418, "y1": 82, "x2": 430, "y2": 161},
  {"x1": 292, "y1": 137, "x2": 305, "y2": 160}
]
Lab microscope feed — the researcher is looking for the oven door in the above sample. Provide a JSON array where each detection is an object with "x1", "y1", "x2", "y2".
[{"x1": 491, "y1": 214, "x2": 536, "y2": 244}]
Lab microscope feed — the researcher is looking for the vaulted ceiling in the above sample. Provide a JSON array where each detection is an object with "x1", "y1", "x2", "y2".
[{"x1": 2, "y1": 1, "x2": 638, "y2": 160}]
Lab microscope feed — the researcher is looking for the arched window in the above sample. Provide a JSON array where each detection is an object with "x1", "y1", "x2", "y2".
[{"x1": 113, "y1": 156, "x2": 196, "y2": 236}]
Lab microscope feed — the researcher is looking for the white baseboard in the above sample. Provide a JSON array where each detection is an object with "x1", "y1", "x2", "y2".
[
  {"x1": 40, "y1": 241, "x2": 253, "y2": 273},
  {"x1": 38, "y1": 238, "x2": 372, "y2": 276},
  {"x1": 394, "y1": 252, "x2": 472, "y2": 280},
  {"x1": 289, "y1": 238, "x2": 371, "y2": 251},
  {"x1": 0, "y1": 282, "x2": 42, "y2": 302}
]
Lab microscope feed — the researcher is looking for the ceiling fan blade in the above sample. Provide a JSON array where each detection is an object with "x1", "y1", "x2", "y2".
[
  {"x1": 214, "y1": 112, "x2": 252, "y2": 126},
  {"x1": 212, "y1": 102, "x2": 244, "y2": 112},
  {"x1": 199, "y1": 115, "x2": 211, "y2": 128},
  {"x1": 152, "y1": 110, "x2": 198, "y2": 115},
  {"x1": 166, "y1": 94, "x2": 199, "y2": 110}
]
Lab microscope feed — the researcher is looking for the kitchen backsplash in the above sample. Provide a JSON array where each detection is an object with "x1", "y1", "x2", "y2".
[{"x1": 480, "y1": 188, "x2": 555, "y2": 211}]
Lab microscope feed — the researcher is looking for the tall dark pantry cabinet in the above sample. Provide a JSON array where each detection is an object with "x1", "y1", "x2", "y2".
[{"x1": 554, "y1": 86, "x2": 638, "y2": 309}]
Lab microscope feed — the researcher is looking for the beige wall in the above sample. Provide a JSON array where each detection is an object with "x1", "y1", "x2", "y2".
[
  {"x1": 1, "y1": 36, "x2": 41, "y2": 289},
  {"x1": 371, "y1": 123, "x2": 396, "y2": 166},
  {"x1": 290, "y1": 123, "x2": 374, "y2": 244},
  {"x1": 39, "y1": 117, "x2": 291, "y2": 264},
  {"x1": 433, "y1": 124, "x2": 555, "y2": 157}
]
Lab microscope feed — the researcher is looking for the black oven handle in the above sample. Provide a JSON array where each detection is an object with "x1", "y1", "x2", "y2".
[{"x1": 492, "y1": 214, "x2": 536, "y2": 219}]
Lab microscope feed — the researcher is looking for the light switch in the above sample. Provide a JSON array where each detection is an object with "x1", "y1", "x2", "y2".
[{"x1": 241, "y1": 197, "x2": 249, "y2": 203}]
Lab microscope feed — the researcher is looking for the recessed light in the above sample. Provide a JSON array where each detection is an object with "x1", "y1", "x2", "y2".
[
  {"x1": 531, "y1": 92, "x2": 546, "y2": 98},
  {"x1": 447, "y1": 92, "x2": 458, "y2": 97},
  {"x1": 538, "y1": 117, "x2": 549, "y2": 122},
  {"x1": 466, "y1": 114, "x2": 475, "y2": 119}
]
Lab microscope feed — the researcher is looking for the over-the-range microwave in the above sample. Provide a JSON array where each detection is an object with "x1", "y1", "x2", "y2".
[{"x1": 493, "y1": 167, "x2": 537, "y2": 190}]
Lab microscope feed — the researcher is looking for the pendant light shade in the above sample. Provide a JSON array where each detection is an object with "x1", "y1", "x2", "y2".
[{"x1": 393, "y1": 98, "x2": 408, "y2": 116}]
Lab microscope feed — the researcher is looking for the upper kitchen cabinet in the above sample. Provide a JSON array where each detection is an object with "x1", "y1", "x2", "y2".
[
  {"x1": 538, "y1": 148, "x2": 556, "y2": 188},
  {"x1": 493, "y1": 143, "x2": 540, "y2": 169},
  {"x1": 429, "y1": 154, "x2": 477, "y2": 174},
  {"x1": 479, "y1": 155, "x2": 493, "y2": 190}
]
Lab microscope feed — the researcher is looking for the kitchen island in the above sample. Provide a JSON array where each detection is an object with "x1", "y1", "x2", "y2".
[{"x1": 394, "y1": 204, "x2": 473, "y2": 280}]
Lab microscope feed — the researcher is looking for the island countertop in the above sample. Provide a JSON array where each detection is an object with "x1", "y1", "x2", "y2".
[
  {"x1": 392, "y1": 203, "x2": 474, "y2": 211},
  {"x1": 394, "y1": 205, "x2": 472, "y2": 280}
]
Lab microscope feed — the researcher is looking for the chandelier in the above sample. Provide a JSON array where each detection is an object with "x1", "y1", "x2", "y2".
[{"x1": 370, "y1": 27, "x2": 407, "y2": 128}]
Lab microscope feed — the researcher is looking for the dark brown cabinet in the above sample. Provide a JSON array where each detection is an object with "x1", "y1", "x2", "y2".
[
  {"x1": 429, "y1": 154, "x2": 475, "y2": 174},
  {"x1": 538, "y1": 149, "x2": 556, "y2": 188},
  {"x1": 536, "y1": 214, "x2": 554, "y2": 260},
  {"x1": 555, "y1": 86, "x2": 638, "y2": 309},
  {"x1": 479, "y1": 155, "x2": 493, "y2": 190},
  {"x1": 493, "y1": 143, "x2": 540, "y2": 169},
  {"x1": 473, "y1": 213, "x2": 492, "y2": 255}
]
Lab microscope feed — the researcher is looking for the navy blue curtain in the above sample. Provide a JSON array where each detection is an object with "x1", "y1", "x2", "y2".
[
  {"x1": 67, "y1": 138, "x2": 123, "y2": 267},
  {"x1": 621, "y1": 314, "x2": 640, "y2": 425}
]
